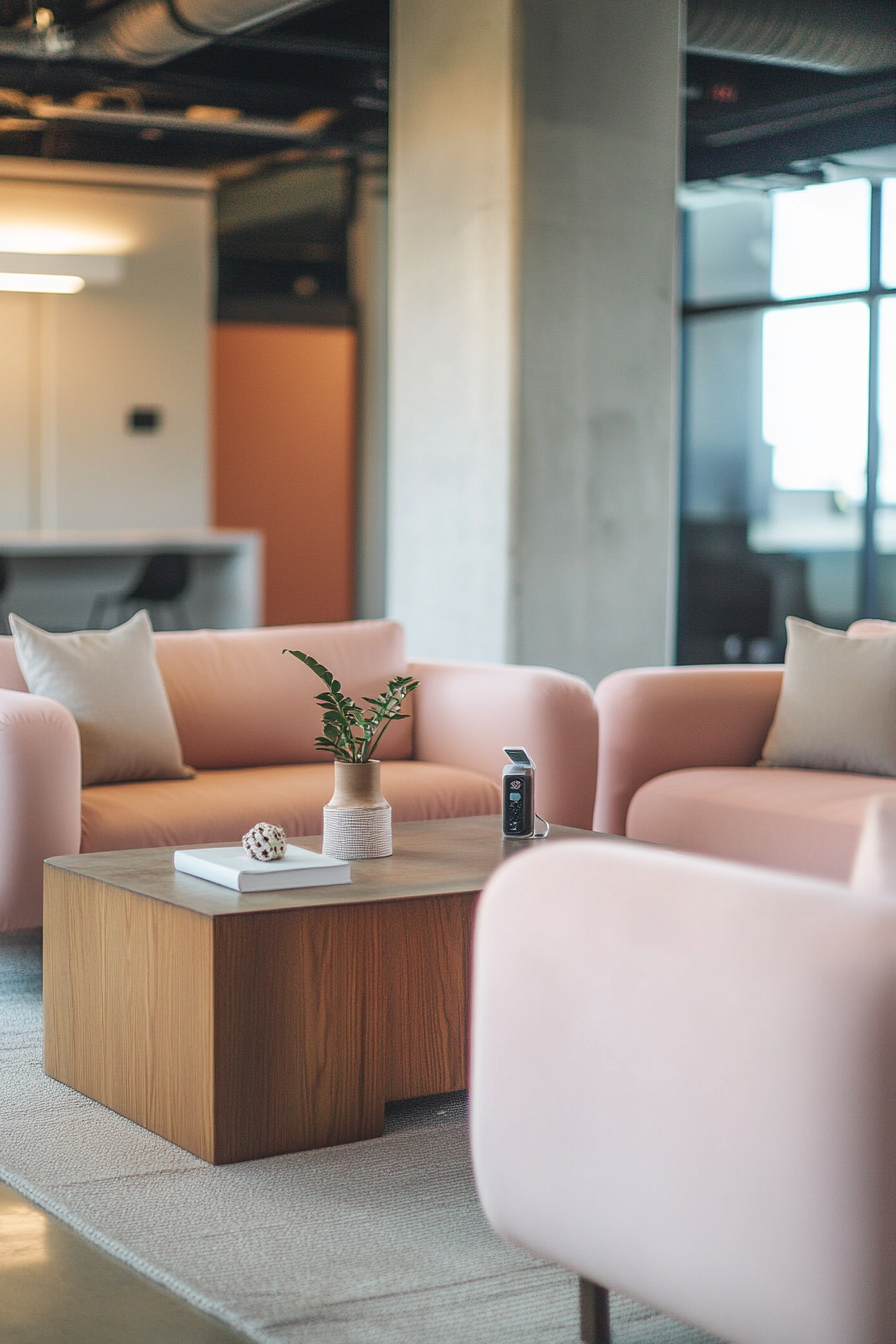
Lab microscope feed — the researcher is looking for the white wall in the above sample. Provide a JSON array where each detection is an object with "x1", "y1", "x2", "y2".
[
  {"x1": 0, "y1": 161, "x2": 212, "y2": 532},
  {"x1": 0, "y1": 292, "x2": 34, "y2": 530}
]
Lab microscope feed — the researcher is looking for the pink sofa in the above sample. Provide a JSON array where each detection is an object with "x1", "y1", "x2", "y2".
[
  {"x1": 593, "y1": 620, "x2": 896, "y2": 883},
  {"x1": 471, "y1": 836, "x2": 896, "y2": 1344},
  {"x1": 0, "y1": 618, "x2": 599, "y2": 931}
]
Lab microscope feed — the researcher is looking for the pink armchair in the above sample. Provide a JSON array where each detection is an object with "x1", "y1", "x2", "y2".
[
  {"x1": 594, "y1": 653, "x2": 896, "y2": 882},
  {"x1": 471, "y1": 834, "x2": 896, "y2": 1344},
  {"x1": 0, "y1": 690, "x2": 81, "y2": 930}
]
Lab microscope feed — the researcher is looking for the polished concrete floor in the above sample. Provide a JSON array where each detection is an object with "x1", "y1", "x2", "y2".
[{"x1": 0, "y1": 1179, "x2": 248, "y2": 1343}]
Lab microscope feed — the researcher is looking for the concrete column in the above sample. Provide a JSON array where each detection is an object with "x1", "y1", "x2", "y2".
[
  {"x1": 350, "y1": 159, "x2": 390, "y2": 619},
  {"x1": 387, "y1": 0, "x2": 517, "y2": 663},
  {"x1": 388, "y1": 0, "x2": 682, "y2": 682}
]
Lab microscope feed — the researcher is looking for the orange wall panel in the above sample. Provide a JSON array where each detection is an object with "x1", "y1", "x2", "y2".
[{"x1": 213, "y1": 324, "x2": 356, "y2": 626}]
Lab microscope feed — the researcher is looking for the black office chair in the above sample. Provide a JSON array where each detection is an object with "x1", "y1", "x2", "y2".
[{"x1": 89, "y1": 553, "x2": 192, "y2": 630}]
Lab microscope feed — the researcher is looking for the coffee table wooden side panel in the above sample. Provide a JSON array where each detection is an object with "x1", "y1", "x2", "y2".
[
  {"x1": 43, "y1": 868, "x2": 216, "y2": 1161},
  {"x1": 211, "y1": 904, "x2": 386, "y2": 1164},
  {"x1": 382, "y1": 892, "x2": 477, "y2": 1103}
]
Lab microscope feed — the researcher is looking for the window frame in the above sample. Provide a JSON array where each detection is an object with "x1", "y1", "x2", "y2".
[{"x1": 680, "y1": 177, "x2": 890, "y2": 619}]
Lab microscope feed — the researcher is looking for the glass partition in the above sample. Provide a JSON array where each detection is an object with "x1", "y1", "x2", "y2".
[
  {"x1": 683, "y1": 195, "x2": 772, "y2": 305},
  {"x1": 679, "y1": 169, "x2": 894, "y2": 663},
  {"x1": 874, "y1": 297, "x2": 896, "y2": 618},
  {"x1": 882, "y1": 179, "x2": 896, "y2": 290},
  {"x1": 770, "y1": 179, "x2": 870, "y2": 300}
]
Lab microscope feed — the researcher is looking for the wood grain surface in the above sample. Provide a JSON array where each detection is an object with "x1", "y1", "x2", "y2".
[
  {"x1": 381, "y1": 893, "x2": 476, "y2": 1102},
  {"x1": 43, "y1": 817, "x2": 605, "y2": 1162},
  {"x1": 44, "y1": 868, "x2": 216, "y2": 1160},
  {"x1": 45, "y1": 815, "x2": 597, "y2": 918},
  {"x1": 211, "y1": 904, "x2": 384, "y2": 1163}
]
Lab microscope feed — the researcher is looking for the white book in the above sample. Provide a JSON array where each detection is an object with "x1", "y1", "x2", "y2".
[{"x1": 173, "y1": 844, "x2": 351, "y2": 893}]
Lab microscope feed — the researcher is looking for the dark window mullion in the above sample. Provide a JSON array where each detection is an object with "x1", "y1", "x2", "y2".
[
  {"x1": 682, "y1": 285, "x2": 884, "y2": 320},
  {"x1": 861, "y1": 181, "x2": 884, "y2": 617}
]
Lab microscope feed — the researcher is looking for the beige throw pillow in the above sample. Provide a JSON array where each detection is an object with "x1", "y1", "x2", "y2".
[
  {"x1": 761, "y1": 616, "x2": 896, "y2": 777},
  {"x1": 9, "y1": 610, "x2": 193, "y2": 787}
]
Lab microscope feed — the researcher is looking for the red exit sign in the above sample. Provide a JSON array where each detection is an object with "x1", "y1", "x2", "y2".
[{"x1": 711, "y1": 82, "x2": 740, "y2": 104}]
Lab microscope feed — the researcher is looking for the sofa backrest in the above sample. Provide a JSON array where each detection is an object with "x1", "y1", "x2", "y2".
[
  {"x1": 0, "y1": 639, "x2": 26, "y2": 692},
  {"x1": 848, "y1": 619, "x2": 896, "y2": 637},
  {"x1": 0, "y1": 618, "x2": 414, "y2": 770}
]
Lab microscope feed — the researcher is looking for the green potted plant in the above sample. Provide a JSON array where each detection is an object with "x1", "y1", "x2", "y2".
[{"x1": 284, "y1": 649, "x2": 419, "y2": 859}]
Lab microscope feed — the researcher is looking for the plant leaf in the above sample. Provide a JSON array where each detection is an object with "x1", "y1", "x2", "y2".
[{"x1": 286, "y1": 649, "x2": 419, "y2": 765}]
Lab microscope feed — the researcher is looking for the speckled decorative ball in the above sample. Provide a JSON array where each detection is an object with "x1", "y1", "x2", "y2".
[{"x1": 242, "y1": 822, "x2": 287, "y2": 862}]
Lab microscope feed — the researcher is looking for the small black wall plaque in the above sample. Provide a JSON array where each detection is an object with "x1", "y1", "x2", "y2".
[{"x1": 127, "y1": 407, "x2": 162, "y2": 433}]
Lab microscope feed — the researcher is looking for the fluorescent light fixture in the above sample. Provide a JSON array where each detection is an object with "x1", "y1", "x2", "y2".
[
  {"x1": 0, "y1": 252, "x2": 123, "y2": 293},
  {"x1": 0, "y1": 272, "x2": 85, "y2": 293}
]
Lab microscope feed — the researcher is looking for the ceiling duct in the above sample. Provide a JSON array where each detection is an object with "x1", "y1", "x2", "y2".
[
  {"x1": 0, "y1": 0, "x2": 334, "y2": 66},
  {"x1": 2, "y1": 0, "x2": 891, "y2": 75},
  {"x1": 687, "y1": 0, "x2": 896, "y2": 73}
]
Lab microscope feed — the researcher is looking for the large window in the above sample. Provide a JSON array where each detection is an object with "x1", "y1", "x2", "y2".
[{"x1": 678, "y1": 169, "x2": 896, "y2": 663}]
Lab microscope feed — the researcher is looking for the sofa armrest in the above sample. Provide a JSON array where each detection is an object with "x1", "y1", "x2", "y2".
[
  {"x1": 0, "y1": 690, "x2": 81, "y2": 931},
  {"x1": 593, "y1": 664, "x2": 783, "y2": 836},
  {"x1": 471, "y1": 839, "x2": 896, "y2": 1344},
  {"x1": 409, "y1": 660, "x2": 599, "y2": 829}
]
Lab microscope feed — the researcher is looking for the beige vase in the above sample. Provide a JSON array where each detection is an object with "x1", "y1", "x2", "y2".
[{"x1": 322, "y1": 759, "x2": 392, "y2": 860}]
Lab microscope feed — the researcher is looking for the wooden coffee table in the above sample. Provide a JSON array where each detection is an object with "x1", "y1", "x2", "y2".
[{"x1": 43, "y1": 815, "x2": 601, "y2": 1164}]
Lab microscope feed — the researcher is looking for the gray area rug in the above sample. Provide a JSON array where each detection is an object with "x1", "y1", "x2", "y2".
[{"x1": 0, "y1": 931, "x2": 723, "y2": 1344}]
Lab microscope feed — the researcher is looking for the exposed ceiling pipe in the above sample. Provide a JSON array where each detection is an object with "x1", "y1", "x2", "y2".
[
  {"x1": 687, "y1": 0, "x2": 896, "y2": 74},
  {"x1": 0, "y1": 0, "x2": 336, "y2": 66},
  {"x1": 19, "y1": 98, "x2": 341, "y2": 140},
  {"x1": 0, "y1": 0, "x2": 892, "y2": 75}
]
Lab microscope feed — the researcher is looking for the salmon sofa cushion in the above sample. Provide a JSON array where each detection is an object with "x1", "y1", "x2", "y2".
[
  {"x1": 0, "y1": 618, "x2": 414, "y2": 772},
  {"x1": 80, "y1": 759, "x2": 501, "y2": 852},
  {"x1": 628, "y1": 766, "x2": 896, "y2": 883},
  {"x1": 152, "y1": 619, "x2": 413, "y2": 770}
]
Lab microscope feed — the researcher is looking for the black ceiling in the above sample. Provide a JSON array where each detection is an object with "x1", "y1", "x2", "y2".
[
  {"x1": 685, "y1": 52, "x2": 895, "y2": 181},
  {"x1": 0, "y1": 0, "x2": 891, "y2": 178},
  {"x1": 0, "y1": 0, "x2": 389, "y2": 168}
]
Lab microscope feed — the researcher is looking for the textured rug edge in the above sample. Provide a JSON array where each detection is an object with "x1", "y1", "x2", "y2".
[{"x1": 0, "y1": 1157, "x2": 263, "y2": 1343}]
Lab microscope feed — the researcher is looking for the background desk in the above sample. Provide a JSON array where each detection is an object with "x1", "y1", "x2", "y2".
[{"x1": 0, "y1": 529, "x2": 262, "y2": 632}]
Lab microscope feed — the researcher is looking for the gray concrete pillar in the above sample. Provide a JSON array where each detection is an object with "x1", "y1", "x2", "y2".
[
  {"x1": 388, "y1": 0, "x2": 682, "y2": 683},
  {"x1": 350, "y1": 158, "x2": 390, "y2": 619}
]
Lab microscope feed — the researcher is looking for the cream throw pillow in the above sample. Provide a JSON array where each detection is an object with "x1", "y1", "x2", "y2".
[
  {"x1": 761, "y1": 616, "x2": 896, "y2": 776},
  {"x1": 9, "y1": 610, "x2": 193, "y2": 787}
]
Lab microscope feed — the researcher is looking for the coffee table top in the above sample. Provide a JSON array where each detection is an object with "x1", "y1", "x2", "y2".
[{"x1": 45, "y1": 815, "x2": 609, "y2": 918}]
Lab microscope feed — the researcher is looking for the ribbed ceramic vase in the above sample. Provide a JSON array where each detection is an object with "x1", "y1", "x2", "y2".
[{"x1": 322, "y1": 759, "x2": 392, "y2": 860}]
